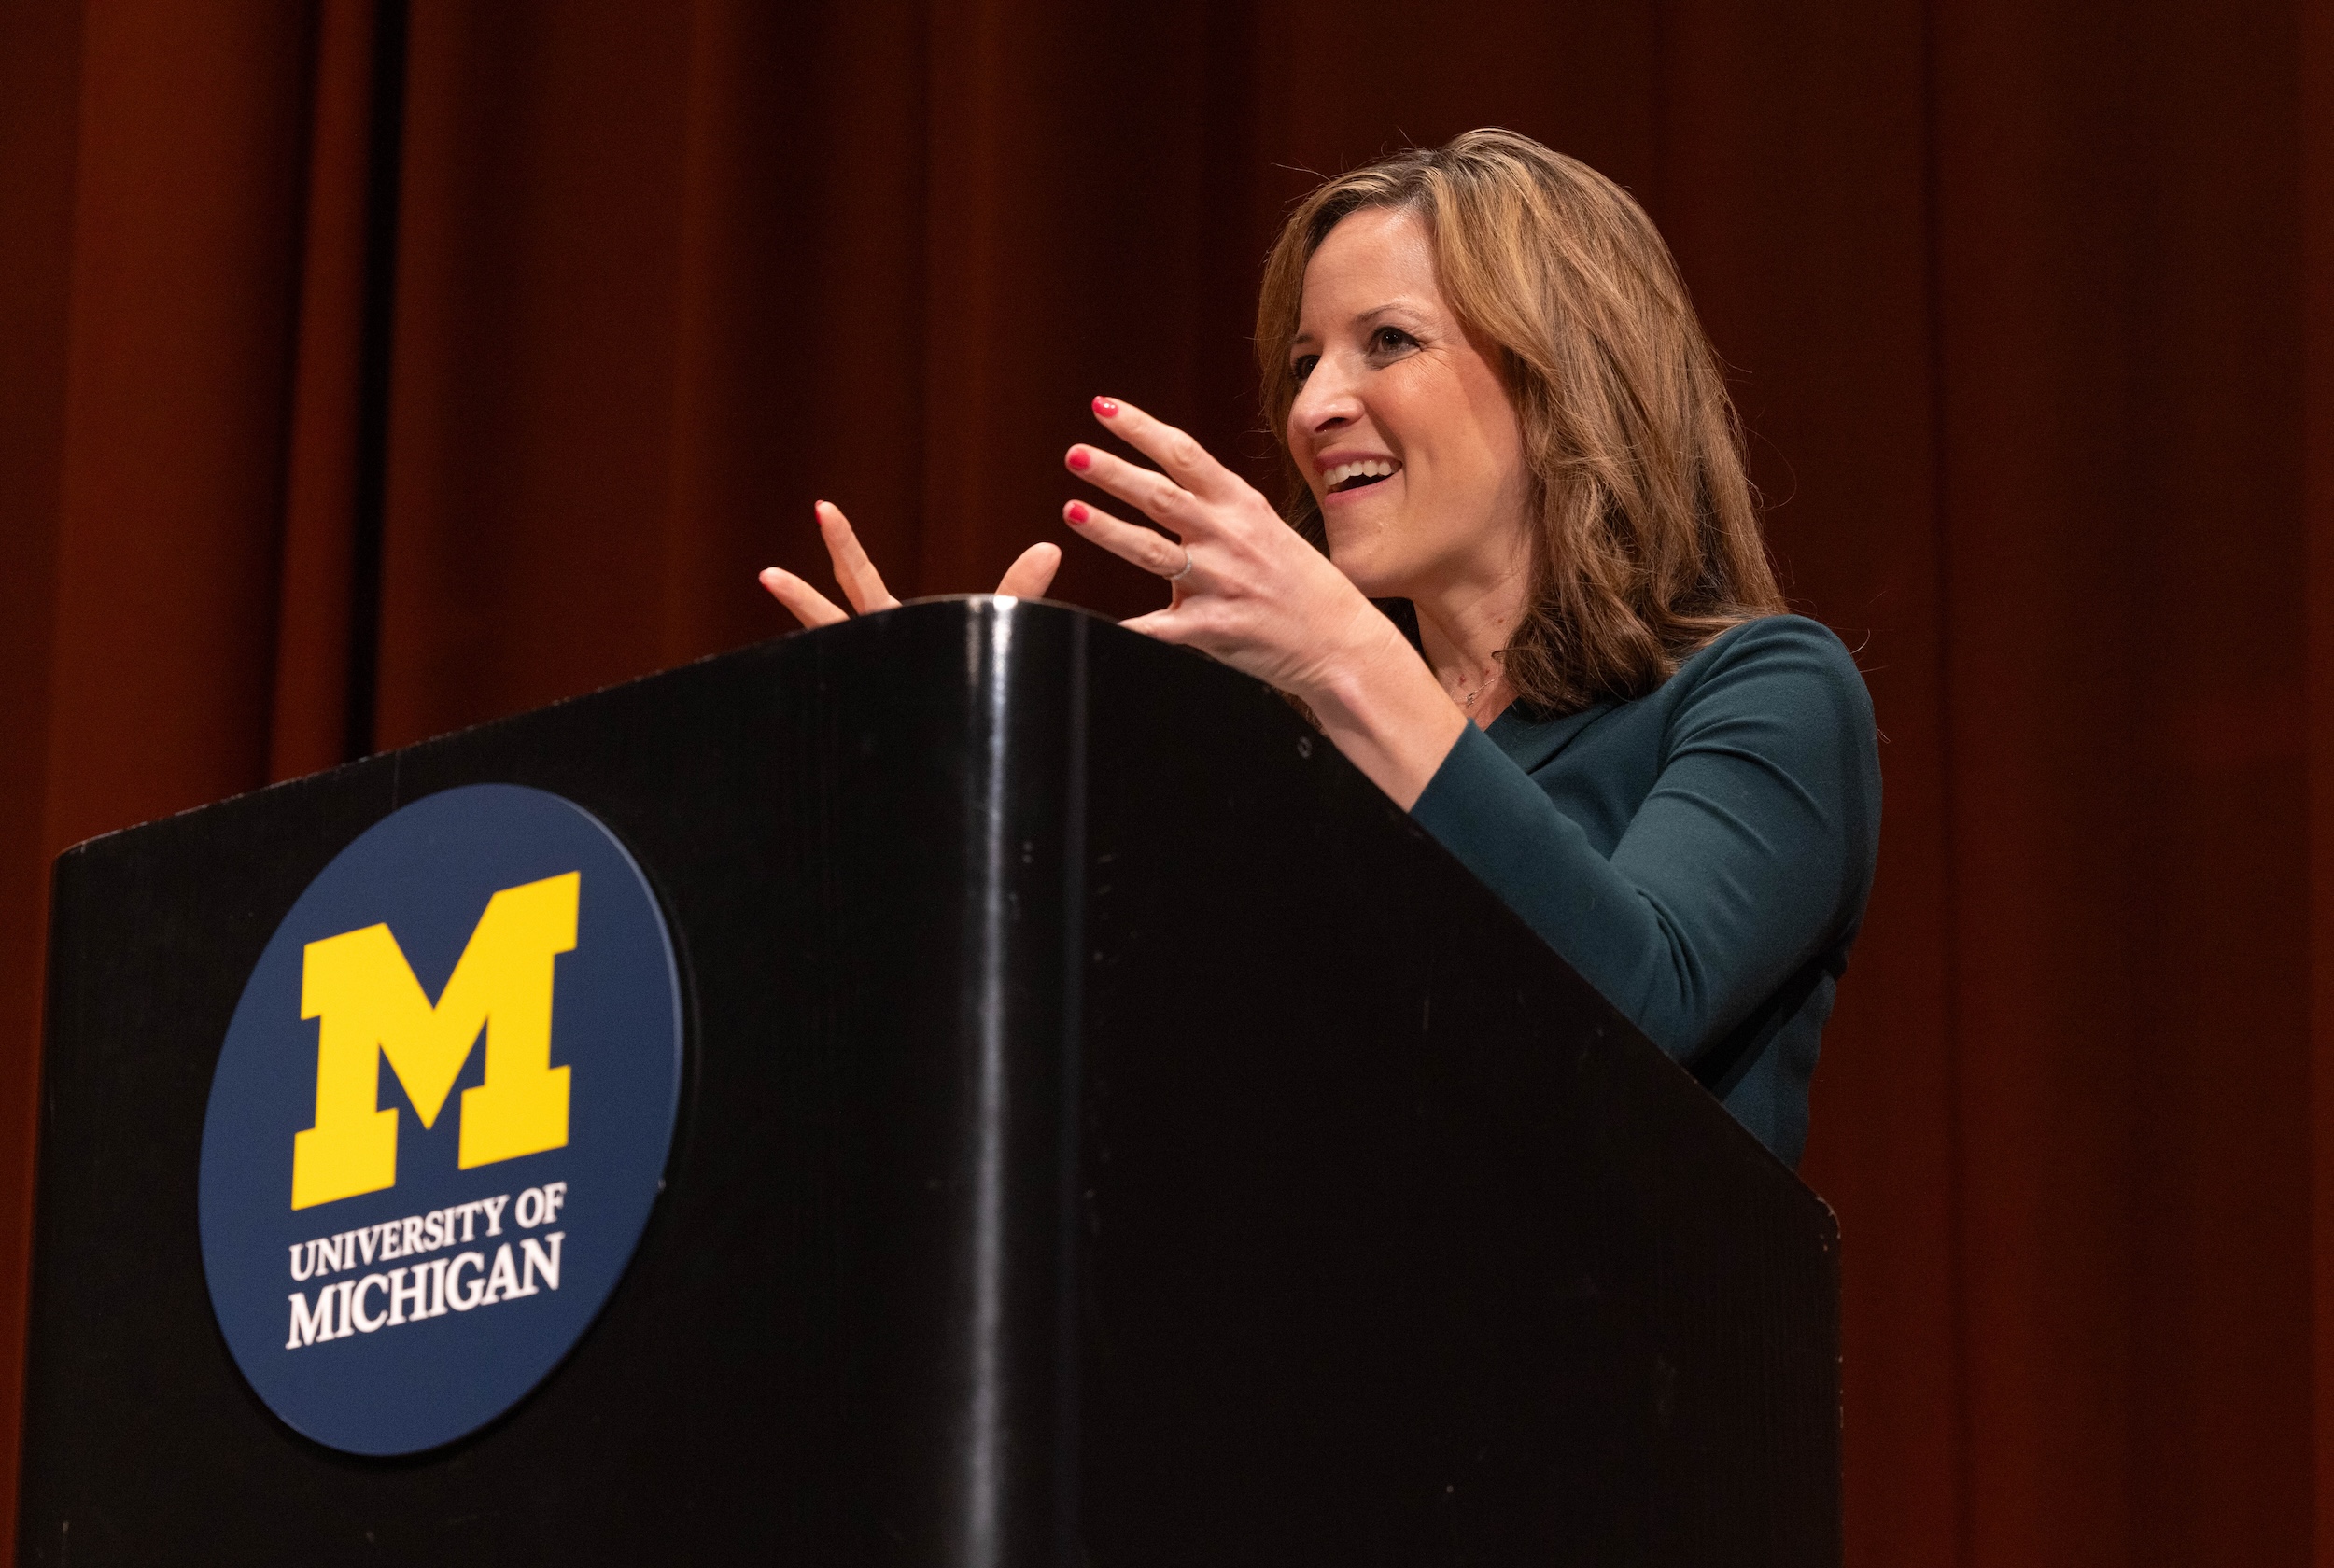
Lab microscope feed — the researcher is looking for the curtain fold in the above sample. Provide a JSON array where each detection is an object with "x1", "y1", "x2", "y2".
[
  {"x1": 269, "y1": 0, "x2": 394, "y2": 778},
  {"x1": 0, "y1": 3, "x2": 82, "y2": 1554},
  {"x1": 0, "y1": 2, "x2": 2322, "y2": 1561}
]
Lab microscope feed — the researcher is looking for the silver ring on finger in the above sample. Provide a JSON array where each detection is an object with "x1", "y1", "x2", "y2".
[{"x1": 1166, "y1": 546, "x2": 1194, "y2": 581}]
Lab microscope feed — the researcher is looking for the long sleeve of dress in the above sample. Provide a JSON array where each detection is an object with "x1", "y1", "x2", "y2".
[{"x1": 1407, "y1": 616, "x2": 1880, "y2": 1158}]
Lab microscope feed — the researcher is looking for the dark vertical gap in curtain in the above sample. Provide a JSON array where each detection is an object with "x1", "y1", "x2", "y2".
[
  {"x1": 1644, "y1": 0, "x2": 1670, "y2": 222},
  {"x1": 1915, "y1": 0, "x2": 1969, "y2": 1560},
  {"x1": 344, "y1": 0, "x2": 408, "y2": 762},
  {"x1": 2307, "y1": 0, "x2": 2334, "y2": 1554},
  {"x1": 905, "y1": 0, "x2": 935, "y2": 598},
  {"x1": 259, "y1": 11, "x2": 320, "y2": 769}
]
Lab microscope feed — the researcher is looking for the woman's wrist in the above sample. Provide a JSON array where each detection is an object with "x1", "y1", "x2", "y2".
[{"x1": 1299, "y1": 609, "x2": 1469, "y2": 810}]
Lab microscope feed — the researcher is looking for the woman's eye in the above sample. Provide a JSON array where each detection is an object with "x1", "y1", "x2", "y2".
[
  {"x1": 1371, "y1": 327, "x2": 1417, "y2": 356},
  {"x1": 1290, "y1": 354, "x2": 1319, "y2": 385}
]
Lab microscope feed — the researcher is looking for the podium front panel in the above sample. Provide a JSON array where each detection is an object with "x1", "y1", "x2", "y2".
[{"x1": 19, "y1": 599, "x2": 1837, "y2": 1565}]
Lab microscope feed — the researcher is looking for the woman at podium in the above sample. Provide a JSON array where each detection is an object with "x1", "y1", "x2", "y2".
[{"x1": 763, "y1": 129, "x2": 1879, "y2": 1169}]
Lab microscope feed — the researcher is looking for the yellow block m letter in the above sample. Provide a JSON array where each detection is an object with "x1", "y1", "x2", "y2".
[{"x1": 290, "y1": 873, "x2": 579, "y2": 1210}]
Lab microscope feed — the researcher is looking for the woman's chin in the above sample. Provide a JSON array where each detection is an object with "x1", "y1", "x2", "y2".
[
  {"x1": 1329, "y1": 553, "x2": 1413, "y2": 601},
  {"x1": 1327, "y1": 530, "x2": 1412, "y2": 599}
]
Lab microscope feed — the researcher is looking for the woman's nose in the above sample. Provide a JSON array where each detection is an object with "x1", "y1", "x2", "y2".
[{"x1": 1291, "y1": 357, "x2": 1361, "y2": 432}]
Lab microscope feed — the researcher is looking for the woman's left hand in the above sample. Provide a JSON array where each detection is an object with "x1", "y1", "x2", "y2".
[
  {"x1": 1063, "y1": 396, "x2": 1466, "y2": 806},
  {"x1": 1062, "y1": 397, "x2": 1396, "y2": 701}
]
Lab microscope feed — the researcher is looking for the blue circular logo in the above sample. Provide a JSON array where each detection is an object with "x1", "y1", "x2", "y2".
[{"x1": 198, "y1": 784, "x2": 682, "y2": 1456}]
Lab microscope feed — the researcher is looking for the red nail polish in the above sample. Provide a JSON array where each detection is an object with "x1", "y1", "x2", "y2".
[
  {"x1": 1093, "y1": 397, "x2": 1120, "y2": 418},
  {"x1": 1066, "y1": 502, "x2": 1090, "y2": 524},
  {"x1": 1067, "y1": 448, "x2": 1091, "y2": 471}
]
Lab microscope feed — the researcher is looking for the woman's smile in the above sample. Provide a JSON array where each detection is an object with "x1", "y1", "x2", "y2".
[{"x1": 1317, "y1": 451, "x2": 1404, "y2": 500}]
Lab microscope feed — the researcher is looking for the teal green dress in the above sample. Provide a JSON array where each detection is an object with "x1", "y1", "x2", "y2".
[{"x1": 1408, "y1": 615, "x2": 1881, "y2": 1168}]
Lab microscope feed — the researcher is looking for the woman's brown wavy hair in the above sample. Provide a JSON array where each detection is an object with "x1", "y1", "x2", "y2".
[{"x1": 1256, "y1": 129, "x2": 1784, "y2": 716}]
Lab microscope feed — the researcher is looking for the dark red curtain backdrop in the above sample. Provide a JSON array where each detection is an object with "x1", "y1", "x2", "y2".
[{"x1": 3, "y1": 1, "x2": 2329, "y2": 1561}]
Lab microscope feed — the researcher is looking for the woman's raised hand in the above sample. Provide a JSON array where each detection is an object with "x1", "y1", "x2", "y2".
[
  {"x1": 1061, "y1": 396, "x2": 1402, "y2": 706},
  {"x1": 759, "y1": 500, "x2": 1062, "y2": 628},
  {"x1": 1063, "y1": 396, "x2": 1466, "y2": 807}
]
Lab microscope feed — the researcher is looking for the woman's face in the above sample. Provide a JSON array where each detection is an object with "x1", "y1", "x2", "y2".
[{"x1": 1286, "y1": 206, "x2": 1530, "y2": 601}]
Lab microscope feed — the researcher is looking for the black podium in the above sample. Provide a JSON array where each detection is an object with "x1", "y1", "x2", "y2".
[{"x1": 18, "y1": 597, "x2": 1839, "y2": 1564}]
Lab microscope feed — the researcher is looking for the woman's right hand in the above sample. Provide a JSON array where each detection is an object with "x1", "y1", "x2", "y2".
[{"x1": 759, "y1": 500, "x2": 1062, "y2": 627}]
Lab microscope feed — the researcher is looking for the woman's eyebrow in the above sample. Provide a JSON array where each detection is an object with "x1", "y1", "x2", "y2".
[{"x1": 1290, "y1": 300, "x2": 1430, "y2": 353}]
